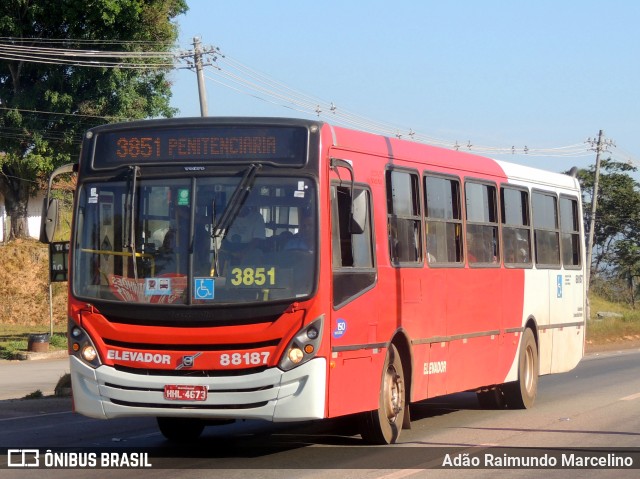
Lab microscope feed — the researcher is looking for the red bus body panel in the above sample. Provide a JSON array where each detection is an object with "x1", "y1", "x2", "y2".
[{"x1": 323, "y1": 125, "x2": 527, "y2": 416}]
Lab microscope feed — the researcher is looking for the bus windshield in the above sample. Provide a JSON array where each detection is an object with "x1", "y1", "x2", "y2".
[{"x1": 73, "y1": 175, "x2": 316, "y2": 305}]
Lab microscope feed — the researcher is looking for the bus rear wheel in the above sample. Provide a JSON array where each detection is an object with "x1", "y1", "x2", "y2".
[
  {"x1": 503, "y1": 328, "x2": 538, "y2": 409},
  {"x1": 359, "y1": 344, "x2": 405, "y2": 444},
  {"x1": 157, "y1": 417, "x2": 205, "y2": 442}
]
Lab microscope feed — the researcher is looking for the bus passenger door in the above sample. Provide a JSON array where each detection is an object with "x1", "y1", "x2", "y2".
[{"x1": 327, "y1": 183, "x2": 382, "y2": 418}]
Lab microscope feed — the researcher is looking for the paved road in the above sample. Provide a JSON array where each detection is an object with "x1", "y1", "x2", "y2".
[
  {"x1": 1, "y1": 349, "x2": 639, "y2": 478},
  {"x1": 0, "y1": 357, "x2": 69, "y2": 400}
]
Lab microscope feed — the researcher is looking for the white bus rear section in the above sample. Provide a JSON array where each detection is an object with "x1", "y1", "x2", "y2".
[{"x1": 498, "y1": 160, "x2": 585, "y2": 384}]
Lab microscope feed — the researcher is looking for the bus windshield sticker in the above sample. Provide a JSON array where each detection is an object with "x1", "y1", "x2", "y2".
[
  {"x1": 177, "y1": 188, "x2": 190, "y2": 206},
  {"x1": 108, "y1": 274, "x2": 186, "y2": 304},
  {"x1": 145, "y1": 278, "x2": 172, "y2": 296},
  {"x1": 193, "y1": 278, "x2": 215, "y2": 300}
]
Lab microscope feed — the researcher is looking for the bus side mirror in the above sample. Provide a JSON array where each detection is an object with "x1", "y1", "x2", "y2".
[
  {"x1": 40, "y1": 197, "x2": 59, "y2": 244},
  {"x1": 349, "y1": 189, "x2": 367, "y2": 235}
]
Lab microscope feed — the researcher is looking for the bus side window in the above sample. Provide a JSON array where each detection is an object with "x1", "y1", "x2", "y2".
[
  {"x1": 386, "y1": 169, "x2": 422, "y2": 265},
  {"x1": 532, "y1": 191, "x2": 561, "y2": 267},
  {"x1": 331, "y1": 184, "x2": 376, "y2": 308},
  {"x1": 501, "y1": 186, "x2": 532, "y2": 267},
  {"x1": 465, "y1": 181, "x2": 499, "y2": 266},
  {"x1": 560, "y1": 196, "x2": 581, "y2": 268},
  {"x1": 424, "y1": 174, "x2": 463, "y2": 265}
]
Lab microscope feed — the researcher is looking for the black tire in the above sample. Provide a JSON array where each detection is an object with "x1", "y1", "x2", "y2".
[
  {"x1": 359, "y1": 344, "x2": 406, "y2": 444},
  {"x1": 157, "y1": 417, "x2": 205, "y2": 442},
  {"x1": 503, "y1": 328, "x2": 539, "y2": 409},
  {"x1": 476, "y1": 387, "x2": 506, "y2": 409}
]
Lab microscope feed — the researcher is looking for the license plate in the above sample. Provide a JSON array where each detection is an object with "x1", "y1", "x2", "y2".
[{"x1": 164, "y1": 384, "x2": 208, "y2": 401}]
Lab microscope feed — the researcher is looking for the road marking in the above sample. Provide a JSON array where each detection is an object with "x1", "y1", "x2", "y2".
[
  {"x1": 0, "y1": 411, "x2": 71, "y2": 422},
  {"x1": 376, "y1": 468, "x2": 426, "y2": 479},
  {"x1": 620, "y1": 392, "x2": 640, "y2": 401}
]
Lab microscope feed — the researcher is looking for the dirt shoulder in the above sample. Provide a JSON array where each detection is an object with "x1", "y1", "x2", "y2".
[{"x1": 585, "y1": 336, "x2": 640, "y2": 354}]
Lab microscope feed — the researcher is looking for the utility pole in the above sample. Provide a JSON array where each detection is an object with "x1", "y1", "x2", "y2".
[
  {"x1": 585, "y1": 130, "x2": 615, "y2": 291},
  {"x1": 193, "y1": 36, "x2": 208, "y2": 117}
]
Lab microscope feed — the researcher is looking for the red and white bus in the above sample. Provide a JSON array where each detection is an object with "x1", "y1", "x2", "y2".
[{"x1": 42, "y1": 117, "x2": 585, "y2": 444}]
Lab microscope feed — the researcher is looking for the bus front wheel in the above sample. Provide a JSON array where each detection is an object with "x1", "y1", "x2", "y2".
[
  {"x1": 503, "y1": 328, "x2": 539, "y2": 409},
  {"x1": 359, "y1": 344, "x2": 406, "y2": 444}
]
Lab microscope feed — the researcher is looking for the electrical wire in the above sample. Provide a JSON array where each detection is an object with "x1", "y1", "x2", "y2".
[
  {"x1": 201, "y1": 51, "x2": 601, "y2": 159},
  {"x1": 0, "y1": 41, "x2": 179, "y2": 69},
  {"x1": 1, "y1": 39, "x2": 638, "y2": 166}
]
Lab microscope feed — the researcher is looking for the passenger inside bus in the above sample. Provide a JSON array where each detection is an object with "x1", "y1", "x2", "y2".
[
  {"x1": 284, "y1": 214, "x2": 313, "y2": 253},
  {"x1": 226, "y1": 204, "x2": 266, "y2": 244},
  {"x1": 218, "y1": 204, "x2": 266, "y2": 274},
  {"x1": 156, "y1": 206, "x2": 212, "y2": 276}
]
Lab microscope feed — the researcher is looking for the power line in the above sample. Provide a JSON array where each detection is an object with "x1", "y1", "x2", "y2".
[
  {"x1": 198, "y1": 47, "x2": 599, "y2": 158},
  {"x1": 0, "y1": 41, "x2": 179, "y2": 70},
  {"x1": 186, "y1": 43, "x2": 603, "y2": 159},
  {"x1": 2, "y1": 39, "x2": 639, "y2": 166}
]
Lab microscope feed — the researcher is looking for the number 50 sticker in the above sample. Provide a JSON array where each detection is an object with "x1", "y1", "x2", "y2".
[{"x1": 333, "y1": 319, "x2": 347, "y2": 338}]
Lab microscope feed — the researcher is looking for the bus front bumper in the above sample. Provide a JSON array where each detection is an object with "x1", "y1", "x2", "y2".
[{"x1": 69, "y1": 355, "x2": 326, "y2": 422}]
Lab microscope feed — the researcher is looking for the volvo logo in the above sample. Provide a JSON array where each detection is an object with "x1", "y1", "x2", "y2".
[{"x1": 176, "y1": 352, "x2": 202, "y2": 370}]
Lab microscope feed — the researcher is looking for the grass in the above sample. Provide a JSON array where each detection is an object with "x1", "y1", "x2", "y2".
[
  {"x1": 587, "y1": 295, "x2": 640, "y2": 346},
  {"x1": 0, "y1": 326, "x2": 67, "y2": 360}
]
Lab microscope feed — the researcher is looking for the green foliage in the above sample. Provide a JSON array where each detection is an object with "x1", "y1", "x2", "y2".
[
  {"x1": 0, "y1": 0, "x2": 188, "y2": 239},
  {"x1": 0, "y1": 339, "x2": 27, "y2": 360},
  {"x1": 49, "y1": 333, "x2": 68, "y2": 349},
  {"x1": 576, "y1": 159, "x2": 640, "y2": 304},
  {"x1": 588, "y1": 293, "x2": 640, "y2": 345},
  {"x1": 23, "y1": 389, "x2": 44, "y2": 400},
  {"x1": 0, "y1": 331, "x2": 67, "y2": 359}
]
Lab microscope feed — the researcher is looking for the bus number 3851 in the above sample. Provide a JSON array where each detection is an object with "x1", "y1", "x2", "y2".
[
  {"x1": 230, "y1": 267, "x2": 276, "y2": 286},
  {"x1": 220, "y1": 352, "x2": 270, "y2": 367}
]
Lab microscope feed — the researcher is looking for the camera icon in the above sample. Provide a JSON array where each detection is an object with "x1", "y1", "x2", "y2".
[{"x1": 7, "y1": 449, "x2": 40, "y2": 467}]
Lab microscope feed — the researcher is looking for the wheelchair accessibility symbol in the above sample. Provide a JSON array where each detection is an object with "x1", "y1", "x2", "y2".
[{"x1": 194, "y1": 278, "x2": 215, "y2": 300}]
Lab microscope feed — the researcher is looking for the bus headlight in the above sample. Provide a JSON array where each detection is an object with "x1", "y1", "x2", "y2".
[
  {"x1": 82, "y1": 345, "x2": 98, "y2": 362},
  {"x1": 288, "y1": 347, "x2": 304, "y2": 364},
  {"x1": 68, "y1": 319, "x2": 102, "y2": 368},
  {"x1": 279, "y1": 315, "x2": 324, "y2": 371}
]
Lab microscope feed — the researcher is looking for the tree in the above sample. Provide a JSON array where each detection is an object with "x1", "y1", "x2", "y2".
[
  {"x1": 0, "y1": 0, "x2": 188, "y2": 240},
  {"x1": 576, "y1": 159, "x2": 640, "y2": 299},
  {"x1": 612, "y1": 239, "x2": 640, "y2": 307}
]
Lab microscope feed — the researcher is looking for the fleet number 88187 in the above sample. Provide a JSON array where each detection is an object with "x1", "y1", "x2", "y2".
[{"x1": 220, "y1": 352, "x2": 270, "y2": 366}]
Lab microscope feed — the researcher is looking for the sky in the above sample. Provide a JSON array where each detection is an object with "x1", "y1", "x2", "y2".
[{"x1": 168, "y1": 0, "x2": 640, "y2": 175}]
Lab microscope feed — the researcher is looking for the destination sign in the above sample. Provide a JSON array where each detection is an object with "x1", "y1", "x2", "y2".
[{"x1": 92, "y1": 125, "x2": 308, "y2": 168}]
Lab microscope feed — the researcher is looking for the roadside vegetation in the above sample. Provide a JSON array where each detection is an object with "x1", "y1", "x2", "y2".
[
  {"x1": 587, "y1": 294, "x2": 640, "y2": 348},
  {"x1": 1, "y1": 238, "x2": 639, "y2": 360},
  {"x1": 0, "y1": 239, "x2": 68, "y2": 359}
]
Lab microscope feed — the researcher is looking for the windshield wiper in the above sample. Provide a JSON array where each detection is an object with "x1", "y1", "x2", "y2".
[
  {"x1": 124, "y1": 165, "x2": 140, "y2": 279},
  {"x1": 211, "y1": 163, "x2": 261, "y2": 246}
]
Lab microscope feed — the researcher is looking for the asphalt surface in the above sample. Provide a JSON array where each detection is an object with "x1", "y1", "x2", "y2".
[{"x1": 0, "y1": 354, "x2": 69, "y2": 400}]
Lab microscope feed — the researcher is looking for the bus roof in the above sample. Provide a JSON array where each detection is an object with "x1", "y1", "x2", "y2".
[{"x1": 327, "y1": 123, "x2": 580, "y2": 191}]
